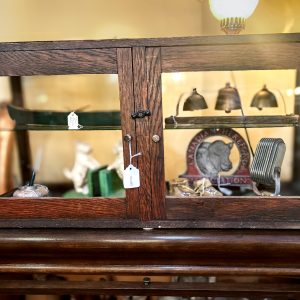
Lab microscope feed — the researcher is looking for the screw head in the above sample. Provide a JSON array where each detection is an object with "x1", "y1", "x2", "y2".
[
  {"x1": 152, "y1": 135, "x2": 160, "y2": 143},
  {"x1": 124, "y1": 134, "x2": 132, "y2": 142},
  {"x1": 143, "y1": 277, "x2": 151, "y2": 286}
]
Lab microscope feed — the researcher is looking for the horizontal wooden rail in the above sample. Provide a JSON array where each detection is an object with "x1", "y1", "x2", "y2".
[
  {"x1": 0, "y1": 198, "x2": 126, "y2": 219},
  {"x1": 0, "y1": 33, "x2": 299, "y2": 51},
  {"x1": 161, "y1": 43, "x2": 300, "y2": 72},
  {"x1": 0, "y1": 229, "x2": 299, "y2": 276},
  {"x1": 0, "y1": 48, "x2": 117, "y2": 76}
]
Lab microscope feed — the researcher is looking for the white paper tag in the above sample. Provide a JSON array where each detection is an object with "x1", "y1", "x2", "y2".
[
  {"x1": 67, "y1": 112, "x2": 81, "y2": 129},
  {"x1": 123, "y1": 164, "x2": 140, "y2": 189}
]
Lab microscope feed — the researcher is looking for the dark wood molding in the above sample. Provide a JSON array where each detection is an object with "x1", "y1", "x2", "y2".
[{"x1": 0, "y1": 229, "x2": 299, "y2": 276}]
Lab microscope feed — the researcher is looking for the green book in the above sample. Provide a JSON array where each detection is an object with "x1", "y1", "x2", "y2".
[
  {"x1": 99, "y1": 169, "x2": 125, "y2": 197},
  {"x1": 87, "y1": 165, "x2": 107, "y2": 197}
]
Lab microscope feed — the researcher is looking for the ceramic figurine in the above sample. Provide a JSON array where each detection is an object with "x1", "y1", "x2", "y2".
[
  {"x1": 64, "y1": 141, "x2": 100, "y2": 195},
  {"x1": 107, "y1": 141, "x2": 124, "y2": 179}
]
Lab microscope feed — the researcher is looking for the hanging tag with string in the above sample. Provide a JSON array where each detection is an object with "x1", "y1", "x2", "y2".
[{"x1": 123, "y1": 137, "x2": 141, "y2": 189}]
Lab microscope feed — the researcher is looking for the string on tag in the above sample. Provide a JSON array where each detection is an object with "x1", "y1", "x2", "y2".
[{"x1": 128, "y1": 139, "x2": 142, "y2": 165}]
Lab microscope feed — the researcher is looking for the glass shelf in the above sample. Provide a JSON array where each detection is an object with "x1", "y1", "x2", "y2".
[{"x1": 1, "y1": 124, "x2": 122, "y2": 131}]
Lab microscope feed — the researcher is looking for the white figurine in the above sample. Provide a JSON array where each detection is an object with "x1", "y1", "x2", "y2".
[
  {"x1": 64, "y1": 141, "x2": 100, "y2": 194},
  {"x1": 107, "y1": 141, "x2": 124, "y2": 179}
]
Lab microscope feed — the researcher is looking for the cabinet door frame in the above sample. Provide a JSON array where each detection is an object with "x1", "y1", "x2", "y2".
[{"x1": 152, "y1": 38, "x2": 300, "y2": 229}]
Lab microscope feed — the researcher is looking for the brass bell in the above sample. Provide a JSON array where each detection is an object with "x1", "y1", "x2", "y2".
[
  {"x1": 183, "y1": 88, "x2": 208, "y2": 111},
  {"x1": 215, "y1": 82, "x2": 242, "y2": 113},
  {"x1": 251, "y1": 85, "x2": 278, "y2": 110}
]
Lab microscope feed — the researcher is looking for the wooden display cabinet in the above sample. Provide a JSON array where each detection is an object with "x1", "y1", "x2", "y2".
[
  {"x1": 0, "y1": 33, "x2": 300, "y2": 229},
  {"x1": 0, "y1": 33, "x2": 300, "y2": 297}
]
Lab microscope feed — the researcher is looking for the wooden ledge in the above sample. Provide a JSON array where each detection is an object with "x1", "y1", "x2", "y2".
[{"x1": 0, "y1": 229, "x2": 299, "y2": 276}]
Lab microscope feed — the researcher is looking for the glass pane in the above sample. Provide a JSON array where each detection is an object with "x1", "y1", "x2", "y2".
[
  {"x1": 162, "y1": 70, "x2": 297, "y2": 197},
  {"x1": 0, "y1": 74, "x2": 124, "y2": 198}
]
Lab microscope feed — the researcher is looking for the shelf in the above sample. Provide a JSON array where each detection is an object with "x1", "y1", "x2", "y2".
[
  {"x1": 1, "y1": 124, "x2": 122, "y2": 131},
  {"x1": 6, "y1": 104, "x2": 121, "y2": 130},
  {"x1": 165, "y1": 115, "x2": 300, "y2": 129}
]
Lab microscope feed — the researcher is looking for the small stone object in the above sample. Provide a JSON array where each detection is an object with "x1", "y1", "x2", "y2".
[
  {"x1": 194, "y1": 178, "x2": 223, "y2": 196},
  {"x1": 169, "y1": 178, "x2": 195, "y2": 196},
  {"x1": 13, "y1": 184, "x2": 49, "y2": 198}
]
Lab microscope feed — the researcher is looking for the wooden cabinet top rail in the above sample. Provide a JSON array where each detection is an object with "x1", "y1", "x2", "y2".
[{"x1": 0, "y1": 33, "x2": 299, "y2": 52}]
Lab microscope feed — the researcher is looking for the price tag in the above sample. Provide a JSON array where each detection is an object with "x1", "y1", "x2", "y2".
[
  {"x1": 67, "y1": 112, "x2": 83, "y2": 130},
  {"x1": 123, "y1": 164, "x2": 140, "y2": 189}
]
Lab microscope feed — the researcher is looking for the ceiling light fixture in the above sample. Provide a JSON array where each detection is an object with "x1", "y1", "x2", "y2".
[{"x1": 209, "y1": 0, "x2": 259, "y2": 34}]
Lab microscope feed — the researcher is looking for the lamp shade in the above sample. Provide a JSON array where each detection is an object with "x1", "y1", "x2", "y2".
[
  {"x1": 209, "y1": 0, "x2": 259, "y2": 34},
  {"x1": 251, "y1": 85, "x2": 278, "y2": 110},
  {"x1": 215, "y1": 82, "x2": 241, "y2": 113},
  {"x1": 183, "y1": 88, "x2": 208, "y2": 111}
]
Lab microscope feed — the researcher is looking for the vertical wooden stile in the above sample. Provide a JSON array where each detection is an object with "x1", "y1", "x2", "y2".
[
  {"x1": 117, "y1": 48, "x2": 139, "y2": 218},
  {"x1": 132, "y1": 47, "x2": 152, "y2": 221},
  {"x1": 10, "y1": 76, "x2": 32, "y2": 185},
  {"x1": 293, "y1": 68, "x2": 300, "y2": 189},
  {"x1": 146, "y1": 47, "x2": 166, "y2": 219}
]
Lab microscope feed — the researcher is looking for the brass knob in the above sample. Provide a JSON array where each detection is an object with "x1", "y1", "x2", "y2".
[{"x1": 152, "y1": 135, "x2": 160, "y2": 143}]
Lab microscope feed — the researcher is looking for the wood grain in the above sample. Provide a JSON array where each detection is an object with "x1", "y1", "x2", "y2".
[
  {"x1": 0, "y1": 198, "x2": 126, "y2": 219},
  {"x1": 0, "y1": 229, "x2": 299, "y2": 276},
  {"x1": 117, "y1": 48, "x2": 139, "y2": 218},
  {"x1": 146, "y1": 47, "x2": 166, "y2": 219},
  {"x1": 0, "y1": 33, "x2": 299, "y2": 51},
  {"x1": 0, "y1": 218, "x2": 298, "y2": 229},
  {"x1": 132, "y1": 47, "x2": 152, "y2": 221},
  {"x1": 0, "y1": 49, "x2": 117, "y2": 76},
  {"x1": 161, "y1": 43, "x2": 300, "y2": 72},
  {"x1": 166, "y1": 196, "x2": 300, "y2": 224}
]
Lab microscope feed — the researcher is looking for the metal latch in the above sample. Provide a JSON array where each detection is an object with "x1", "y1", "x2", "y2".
[{"x1": 131, "y1": 109, "x2": 151, "y2": 119}]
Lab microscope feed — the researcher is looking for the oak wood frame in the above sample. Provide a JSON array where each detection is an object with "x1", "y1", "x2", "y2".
[{"x1": 1, "y1": 33, "x2": 300, "y2": 229}]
